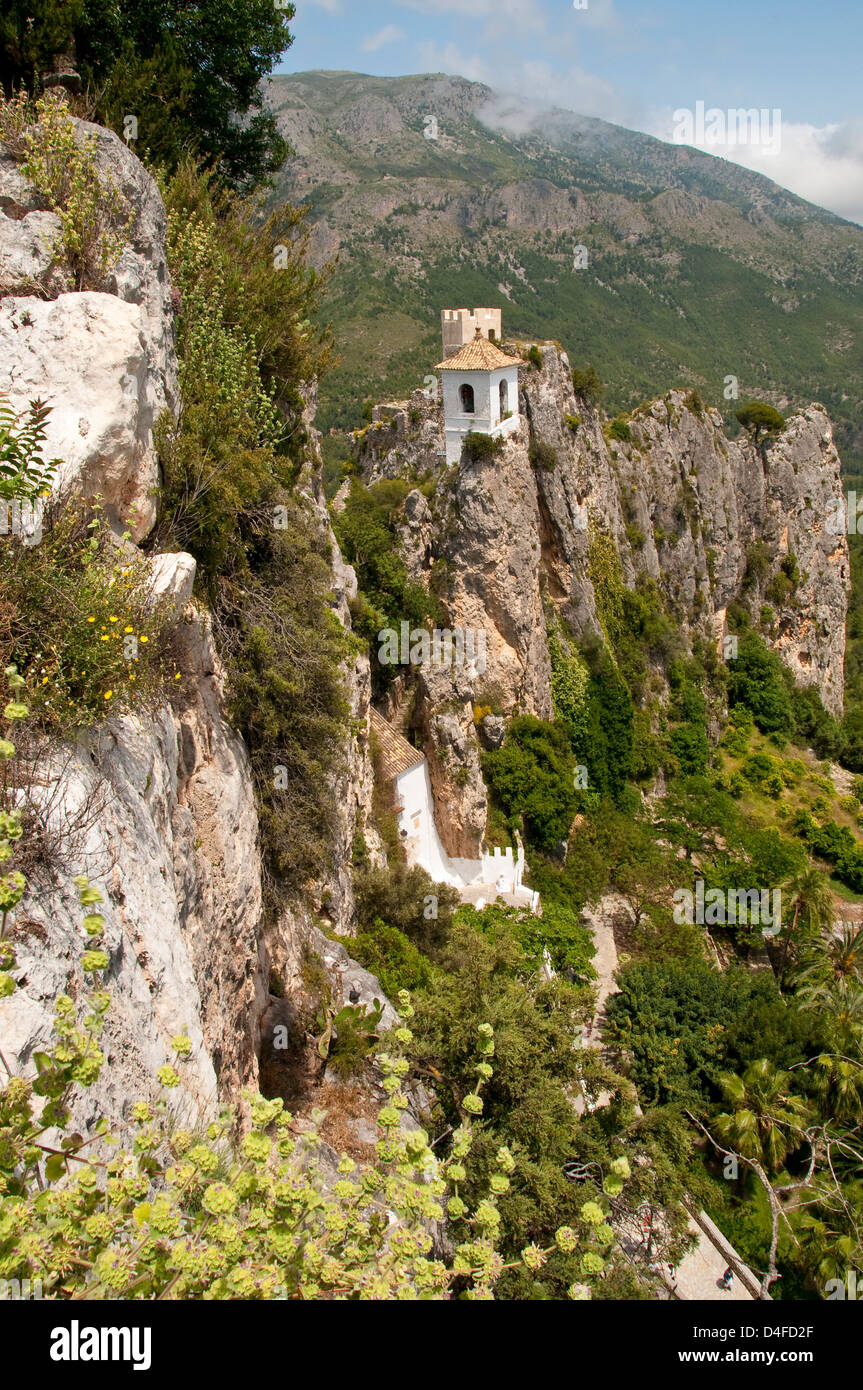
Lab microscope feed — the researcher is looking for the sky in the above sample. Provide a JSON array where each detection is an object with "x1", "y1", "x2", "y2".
[{"x1": 279, "y1": 0, "x2": 863, "y2": 226}]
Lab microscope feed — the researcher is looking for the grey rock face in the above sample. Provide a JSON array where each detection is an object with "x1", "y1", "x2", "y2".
[
  {"x1": 1, "y1": 601, "x2": 263, "y2": 1132},
  {"x1": 0, "y1": 133, "x2": 387, "y2": 1141},
  {"x1": 0, "y1": 120, "x2": 177, "y2": 540},
  {"x1": 359, "y1": 344, "x2": 850, "y2": 849},
  {"x1": 479, "y1": 714, "x2": 506, "y2": 750}
]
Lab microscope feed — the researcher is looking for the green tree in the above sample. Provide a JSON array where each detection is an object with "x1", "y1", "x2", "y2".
[
  {"x1": 571, "y1": 364, "x2": 604, "y2": 403},
  {"x1": 735, "y1": 401, "x2": 787, "y2": 450},
  {"x1": 726, "y1": 631, "x2": 794, "y2": 736},
  {"x1": 713, "y1": 1059, "x2": 809, "y2": 1174},
  {"x1": 481, "y1": 716, "x2": 578, "y2": 852},
  {"x1": 2, "y1": 1, "x2": 295, "y2": 190},
  {"x1": 777, "y1": 866, "x2": 835, "y2": 987}
]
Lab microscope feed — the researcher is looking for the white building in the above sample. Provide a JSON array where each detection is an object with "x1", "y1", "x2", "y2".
[
  {"x1": 370, "y1": 709, "x2": 539, "y2": 912},
  {"x1": 440, "y1": 307, "x2": 502, "y2": 359},
  {"x1": 436, "y1": 331, "x2": 522, "y2": 467}
]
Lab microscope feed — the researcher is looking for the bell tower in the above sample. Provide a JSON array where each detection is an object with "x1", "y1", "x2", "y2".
[{"x1": 436, "y1": 316, "x2": 521, "y2": 466}]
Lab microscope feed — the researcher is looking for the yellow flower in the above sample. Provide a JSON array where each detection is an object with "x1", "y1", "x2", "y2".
[
  {"x1": 42, "y1": 676, "x2": 49, "y2": 685},
  {"x1": 100, "y1": 636, "x2": 109, "y2": 642},
  {"x1": 124, "y1": 626, "x2": 134, "y2": 634},
  {"x1": 109, "y1": 616, "x2": 118, "y2": 624},
  {"x1": 174, "y1": 673, "x2": 181, "y2": 681},
  {"x1": 140, "y1": 636, "x2": 149, "y2": 644},
  {"x1": 87, "y1": 617, "x2": 96, "y2": 624},
  {"x1": 104, "y1": 691, "x2": 113, "y2": 700}
]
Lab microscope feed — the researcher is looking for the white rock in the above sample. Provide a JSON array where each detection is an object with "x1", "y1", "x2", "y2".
[
  {"x1": 0, "y1": 292, "x2": 164, "y2": 541},
  {"x1": 149, "y1": 551, "x2": 197, "y2": 608}
]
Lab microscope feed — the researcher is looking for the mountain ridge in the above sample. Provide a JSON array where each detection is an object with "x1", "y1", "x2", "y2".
[{"x1": 268, "y1": 70, "x2": 863, "y2": 467}]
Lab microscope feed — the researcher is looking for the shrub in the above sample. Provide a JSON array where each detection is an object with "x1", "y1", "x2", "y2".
[
  {"x1": 482, "y1": 716, "x2": 577, "y2": 851},
  {"x1": 354, "y1": 863, "x2": 459, "y2": 956},
  {"x1": 461, "y1": 431, "x2": 506, "y2": 465},
  {"x1": 670, "y1": 722, "x2": 709, "y2": 776},
  {"x1": 351, "y1": 917, "x2": 435, "y2": 997},
  {"x1": 465, "y1": 900, "x2": 596, "y2": 979},
  {"x1": 0, "y1": 501, "x2": 174, "y2": 732},
  {"x1": 548, "y1": 625, "x2": 591, "y2": 754},
  {"x1": 722, "y1": 724, "x2": 749, "y2": 758},
  {"x1": 565, "y1": 414, "x2": 581, "y2": 433},
  {"x1": 743, "y1": 539, "x2": 771, "y2": 590},
  {"x1": 529, "y1": 438, "x2": 558, "y2": 471},
  {"x1": 571, "y1": 365, "x2": 604, "y2": 403},
  {"x1": 579, "y1": 639, "x2": 635, "y2": 801},
  {"x1": 766, "y1": 554, "x2": 799, "y2": 608},
  {"x1": 155, "y1": 161, "x2": 331, "y2": 586},
  {"x1": 726, "y1": 632, "x2": 794, "y2": 736},
  {"x1": 527, "y1": 345, "x2": 543, "y2": 369},
  {"x1": 334, "y1": 478, "x2": 444, "y2": 647},
  {"x1": 1, "y1": 91, "x2": 132, "y2": 290},
  {"x1": 222, "y1": 500, "x2": 350, "y2": 905},
  {"x1": 684, "y1": 389, "x2": 705, "y2": 418},
  {"x1": 606, "y1": 416, "x2": 632, "y2": 443}
]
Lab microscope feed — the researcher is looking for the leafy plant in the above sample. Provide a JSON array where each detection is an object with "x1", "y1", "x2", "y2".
[
  {"x1": 0, "y1": 397, "x2": 58, "y2": 502},
  {"x1": 2, "y1": 90, "x2": 133, "y2": 290},
  {"x1": 0, "y1": 501, "x2": 175, "y2": 731},
  {"x1": 606, "y1": 416, "x2": 632, "y2": 443},
  {"x1": 461, "y1": 431, "x2": 506, "y2": 465},
  {"x1": 571, "y1": 364, "x2": 604, "y2": 403}
]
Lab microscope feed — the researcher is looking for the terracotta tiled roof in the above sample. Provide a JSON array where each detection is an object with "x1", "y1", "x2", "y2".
[
  {"x1": 435, "y1": 336, "x2": 521, "y2": 372},
  {"x1": 370, "y1": 708, "x2": 425, "y2": 779}
]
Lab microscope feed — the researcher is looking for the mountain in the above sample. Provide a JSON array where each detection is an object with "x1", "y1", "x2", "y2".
[{"x1": 268, "y1": 71, "x2": 863, "y2": 469}]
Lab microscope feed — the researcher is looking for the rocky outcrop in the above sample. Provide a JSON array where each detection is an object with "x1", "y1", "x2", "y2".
[
  {"x1": 2, "y1": 584, "x2": 263, "y2": 1131},
  {"x1": 0, "y1": 125, "x2": 387, "y2": 1140},
  {"x1": 356, "y1": 342, "x2": 850, "y2": 845},
  {"x1": 0, "y1": 119, "x2": 177, "y2": 541}
]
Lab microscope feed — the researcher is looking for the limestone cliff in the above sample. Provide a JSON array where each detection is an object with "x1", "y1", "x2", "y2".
[
  {"x1": 0, "y1": 118, "x2": 380, "y2": 1136},
  {"x1": 356, "y1": 344, "x2": 850, "y2": 855}
]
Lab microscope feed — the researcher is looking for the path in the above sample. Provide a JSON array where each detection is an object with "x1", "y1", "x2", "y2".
[
  {"x1": 671, "y1": 1216, "x2": 759, "y2": 1301},
  {"x1": 579, "y1": 896, "x2": 759, "y2": 1301}
]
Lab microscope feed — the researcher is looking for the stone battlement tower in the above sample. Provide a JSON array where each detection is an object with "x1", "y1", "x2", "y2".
[{"x1": 440, "y1": 308, "x2": 502, "y2": 360}]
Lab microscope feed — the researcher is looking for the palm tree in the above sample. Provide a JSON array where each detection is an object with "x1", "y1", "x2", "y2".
[
  {"x1": 779, "y1": 868, "x2": 835, "y2": 986},
  {"x1": 714, "y1": 1058, "x2": 810, "y2": 1174},
  {"x1": 794, "y1": 923, "x2": 863, "y2": 998},
  {"x1": 811, "y1": 1051, "x2": 863, "y2": 1127}
]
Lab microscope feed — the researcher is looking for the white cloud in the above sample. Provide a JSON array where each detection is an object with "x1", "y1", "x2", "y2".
[
  {"x1": 415, "y1": 40, "x2": 491, "y2": 85},
  {"x1": 302, "y1": 0, "x2": 343, "y2": 10},
  {"x1": 573, "y1": 0, "x2": 622, "y2": 34},
  {"x1": 361, "y1": 24, "x2": 407, "y2": 53},
  {"x1": 650, "y1": 108, "x2": 863, "y2": 226},
  {"x1": 398, "y1": 0, "x2": 547, "y2": 29}
]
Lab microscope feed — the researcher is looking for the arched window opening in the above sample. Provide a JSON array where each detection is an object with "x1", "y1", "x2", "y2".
[
  {"x1": 499, "y1": 379, "x2": 509, "y2": 417},
  {"x1": 460, "y1": 383, "x2": 475, "y2": 414}
]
